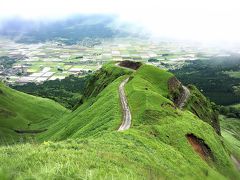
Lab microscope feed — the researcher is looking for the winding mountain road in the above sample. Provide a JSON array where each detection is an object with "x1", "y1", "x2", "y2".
[
  {"x1": 118, "y1": 77, "x2": 132, "y2": 131},
  {"x1": 178, "y1": 85, "x2": 190, "y2": 109}
]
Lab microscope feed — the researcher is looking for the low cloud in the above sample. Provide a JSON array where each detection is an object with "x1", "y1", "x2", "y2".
[{"x1": 0, "y1": 0, "x2": 240, "y2": 43}]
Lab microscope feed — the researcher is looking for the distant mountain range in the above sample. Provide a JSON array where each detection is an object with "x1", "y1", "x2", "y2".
[{"x1": 0, "y1": 15, "x2": 136, "y2": 44}]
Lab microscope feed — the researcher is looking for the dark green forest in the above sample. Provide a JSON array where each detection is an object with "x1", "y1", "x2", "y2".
[
  {"x1": 12, "y1": 75, "x2": 88, "y2": 109},
  {"x1": 172, "y1": 55, "x2": 240, "y2": 105}
]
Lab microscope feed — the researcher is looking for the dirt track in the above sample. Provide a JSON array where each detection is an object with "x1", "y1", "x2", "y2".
[{"x1": 118, "y1": 78, "x2": 131, "y2": 131}]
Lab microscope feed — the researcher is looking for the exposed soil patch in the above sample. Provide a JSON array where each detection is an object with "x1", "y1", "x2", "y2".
[
  {"x1": 186, "y1": 133, "x2": 214, "y2": 162},
  {"x1": 118, "y1": 60, "x2": 142, "y2": 70},
  {"x1": 14, "y1": 129, "x2": 47, "y2": 134}
]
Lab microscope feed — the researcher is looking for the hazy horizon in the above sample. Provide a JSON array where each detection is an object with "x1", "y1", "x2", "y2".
[{"x1": 0, "y1": 0, "x2": 240, "y2": 43}]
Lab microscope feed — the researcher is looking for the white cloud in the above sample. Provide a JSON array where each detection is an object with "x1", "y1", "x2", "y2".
[
  {"x1": 0, "y1": 0, "x2": 240, "y2": 42},
  {"x1": 0, "y1": 0, "x2": 118, "y2": 18}
]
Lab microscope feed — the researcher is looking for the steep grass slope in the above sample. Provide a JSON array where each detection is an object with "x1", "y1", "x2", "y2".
[
  {"x1": 221, "y1": 116, "x2": 240, "y2": 161},
  {"x1": 0, "y1": 63, "x2": 239, "y2": 179},
  {"x1": 82, "y1": 62, "x2": 133, "y2": 99},
  {"x1": 220, "y1": 103, "x2": 240, "y2": 165},
  {"x1": 185, "y1": 85, "x2": 221, "y2": 134},
  {"x1": 38, "y1": 63, "x2": 133, "y2": 141},
  {"x1": 39, "y1": 76, "x2": 128, "y2": 141},
  {"x1": 0, "y1": 83, "x2": 69, "y2": 142},
  {"x1": 0, "y1": 130, "x2": 235, "y2": 180},
  {"x1": 124, "y1": 65, "x2": 239, "y2": 178}
]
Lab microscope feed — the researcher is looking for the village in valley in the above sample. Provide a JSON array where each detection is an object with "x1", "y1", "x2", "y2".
[{"x1": 0, "y1": 37, "x2": 233, "y2": 85}]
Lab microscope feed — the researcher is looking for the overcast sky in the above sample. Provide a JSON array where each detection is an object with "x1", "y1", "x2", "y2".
[{"x1": 0, "y1": 0, "x2": 240, "y2": 43}]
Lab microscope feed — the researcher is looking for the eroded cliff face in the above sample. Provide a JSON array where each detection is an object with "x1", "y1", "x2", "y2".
[
  {"x1": 168, "y1": 76, "x2": 184, "y2": 105},
  {"x1": 168, "y1": 77, "x2": 221, "y2": 135}
]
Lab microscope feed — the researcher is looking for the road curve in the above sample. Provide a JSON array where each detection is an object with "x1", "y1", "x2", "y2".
[
  {"x1": 178, "y1": 85, "x2": 190, "y2": 109},
  {"x1": 118, "y1": 77, "x2": 132, "y2": 131}
]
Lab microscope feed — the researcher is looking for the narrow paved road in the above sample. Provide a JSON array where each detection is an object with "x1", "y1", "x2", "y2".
[
  {"x1": 118, "y1": 77, "x2": 132, "y2": 131},
  {"x1": 178, "y1": 85, "x2": 190, "y2": 109}
]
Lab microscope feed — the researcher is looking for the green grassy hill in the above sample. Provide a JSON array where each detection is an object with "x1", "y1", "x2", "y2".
[
  {"x1": 220, "y1": 104, "x2": 240, "y2": 164},
  {"x1": 0, "y1": 83, "x2": 70, "y2": 142},
  {"x1": 185, "y1": 85, "x2": 221, "y2": 134},
  {"x1": 37, "y1": 63, "x2": 133, "y2": 141},
  {"x1": 0, "y1": 62, "x2": 239, "y2": 179}
]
